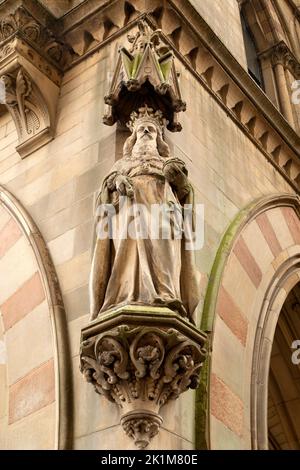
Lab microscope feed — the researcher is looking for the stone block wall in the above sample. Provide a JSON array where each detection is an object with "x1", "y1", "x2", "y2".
[
  {"x1": 0, "y1": 9, "x2": 297, "y2": 450},
  {"x1": 189, "y1": 0, "x2": 247, "y2": 69},
  {"x1": 0, "y1": 205, "x2": 56, "y2": 449}
]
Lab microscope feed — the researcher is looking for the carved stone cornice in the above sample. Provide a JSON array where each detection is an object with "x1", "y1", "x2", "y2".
[
  {"x1": 61, "y1": 0, "x2": 145, "y2": 62},
  {"x1": 0, "y1": 2, "x2": 69, "y2": 73},
  {"x1": 80, "y1": 306, "x2": 207, "y2": 449},
  {"x1": 53, "y1": 0, "x2": 300, "y2": 192},
  {"x1": 0, "y1": 36, "x2": 62, "y2": 86},
  {"x1": 1, "y1": 0, "x2": 300, "y2": 186}
]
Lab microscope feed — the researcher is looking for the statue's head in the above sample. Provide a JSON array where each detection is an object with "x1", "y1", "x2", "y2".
[
  {"x1": 135, "y1": 120, "x2": 158, "y2": 143},
  {"x1": 123, "y1": 105, "x2": 170, "y2": 159}
]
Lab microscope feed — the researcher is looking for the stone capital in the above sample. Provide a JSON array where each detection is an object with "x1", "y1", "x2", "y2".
[{"x1": 268, "y1": 41, "x2": 300, "y2": 78}]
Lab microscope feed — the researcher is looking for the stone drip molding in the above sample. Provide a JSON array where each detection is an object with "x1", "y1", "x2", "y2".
[{"x1": 80, "y1": 306, "x2": 207, "y2": 449}]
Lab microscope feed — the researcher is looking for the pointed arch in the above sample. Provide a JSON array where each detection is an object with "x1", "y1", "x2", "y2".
[
  {"x1": 0, "y1": 185, "x2": 72, "y2": 449},
  {"x1": 198, "y1": 194, "x2": 300, "y2": 449}
]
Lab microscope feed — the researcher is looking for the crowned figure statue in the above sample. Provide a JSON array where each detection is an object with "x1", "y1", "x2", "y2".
[{"x1": 89, "y1": 105, "x2": 200, "y2": 324}]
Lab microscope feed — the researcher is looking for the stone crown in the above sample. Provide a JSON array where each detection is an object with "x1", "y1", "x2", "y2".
[{"x1": 127, "y1": 105, "x2": 165, "y2": 132}]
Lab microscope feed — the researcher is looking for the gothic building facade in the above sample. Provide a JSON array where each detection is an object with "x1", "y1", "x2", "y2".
[{"x1": 0, "y1": 0, "x2": 300, "y2": 450}]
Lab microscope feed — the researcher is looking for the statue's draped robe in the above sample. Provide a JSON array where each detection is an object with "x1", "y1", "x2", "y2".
[{"x1": 89, "y1": 154, "x2": 200, "y2": 323}]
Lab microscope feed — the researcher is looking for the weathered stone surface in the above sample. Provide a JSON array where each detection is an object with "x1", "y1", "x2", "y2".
[
  {"x1": 0, "y1": 0, "x2": 300, "y2": 453},
  {"x1": 90, "y1": 105, "x2": 200, "y2": 323},
  {"x1": 80, "y1": 306, "x2": 207, "y2": 449},
  {"x1": 210, "y1": 373, "x2": 244, "y2": 437},
  {"x1": 1, "y1": 272, "x2": 45, "y2": 331},
  {"x1": 9, "y1": 359, "x2": 55, "y2": 424},
  {"x1": 6, "y1": 301, "x2": 53, "y2": 385}
]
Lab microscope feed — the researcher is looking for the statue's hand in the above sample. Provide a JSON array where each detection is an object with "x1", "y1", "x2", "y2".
[
  {"x1": 163, "y1": 159, "x2": 187, "y2": 183},
  {"x1": 163, "y1": 159, "x2": 190, "y2": 200},
  {"x1": 115, "y1": 174, "x2": 134, "y2": 199},
  {"x1": 163, "y1": 164, "x2": 183, "y2": 182}
]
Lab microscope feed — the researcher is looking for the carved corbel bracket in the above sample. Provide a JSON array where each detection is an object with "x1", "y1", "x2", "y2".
[
  {"x1": 0, "y1": 2, "x2": 67, "y2": 157},
  {"x1": 103, "y1": 20, "x2": 186, "y2": 132},
  {"x1": 0, "y1": 61, "x2": 58, "y2": 158},
  {"x1": 80, "y1": 305, "x2": 207, "y2": 449}
]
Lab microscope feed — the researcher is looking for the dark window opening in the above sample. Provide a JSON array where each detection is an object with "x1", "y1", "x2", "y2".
[{"x1": 241, "y1": 13, "x2": 264, "y2": 89}]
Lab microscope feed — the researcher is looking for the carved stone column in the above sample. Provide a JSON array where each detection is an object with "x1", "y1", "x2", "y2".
[
  {"x1": 0, "y1": 1, "x2": 68, "y2": 157},
  {"x1": 271, "y1": 42, "x2": 297, "y2": 126},
  {"x1": 80, "y1": 306, "x2": 207, "y2": 449}
]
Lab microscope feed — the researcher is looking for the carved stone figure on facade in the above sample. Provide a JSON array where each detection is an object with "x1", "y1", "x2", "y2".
[
  {"x1": 81, "y1": 21, "x2": 207, "y2": 450},
  {"x1": 90, "y1": 105, "x2": 200, "y2": 324}
]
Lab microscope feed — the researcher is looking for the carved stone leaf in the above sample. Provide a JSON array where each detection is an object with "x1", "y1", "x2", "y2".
[
  {"x1": 22, "y1": 21, "x2": 40, "y2": 42},
  {"x1": 80, "y1": 320, "x2": 207, "y2": 449},
  {"x1": 163, "y1": 340, "x2": 201, "y2": 389},
  {"x1": 0, "y1": 14, "x2": 17, "y2": 40},
  {"x1": 130, "y1": 330, "x2": 165, "y2": 379},
  {"x1": 0, "y1": 75, "x2": 17, "y2": 106},
  {"x1": 16, "y1": 69, "x2": 31, "y2": 101},
  {"x1": 82, "y1": 355, "x2": 114, "y2": 391},
  {"x1": 95, "y1": 336, "x2": 129, "y2": 380}
]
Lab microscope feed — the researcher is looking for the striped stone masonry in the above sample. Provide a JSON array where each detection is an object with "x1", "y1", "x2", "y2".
[{"x1": 210, "y1": 199, "x2": 300, "y2": 449}]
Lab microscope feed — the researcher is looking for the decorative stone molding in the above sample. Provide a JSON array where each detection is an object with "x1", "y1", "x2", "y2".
[
  {"x1": 62, "y1": 0, "x2": 145, "y2": 61},
  {"x1": 80, "y1": 306, "x2": 207, "y2": 449},
  {"x1": 0, "y1": 60, "x2": 59, "y2": 157},
  {"x1": 268, "y1": 41, "x2": 300, "y2": 78},
  {"x1": 0, "y1": 2, "x2": 68, "y2": 66},
  {"x1": 1, "y1": 0, "x2": 300, "y2": 186},
  {"x1": 1, "y1": 65, "x2": 52, "y2": 157},
  {"x1": 0, "y1": 0, "x2": 66, "y2": 157},
  {"x1": 199, "y1": 193, "x2": 300, "y2": 450},
  {"x1": 57, "y1": 0, "x2": 300, "y2": 192}
]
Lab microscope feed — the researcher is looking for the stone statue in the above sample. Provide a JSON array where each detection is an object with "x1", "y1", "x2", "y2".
[{"x1": 89, "y1": 105, "x2": 200, "y2": 324}]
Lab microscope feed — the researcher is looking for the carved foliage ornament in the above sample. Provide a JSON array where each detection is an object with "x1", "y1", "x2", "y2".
[
  {"x1": 1, "y1": 67, "x2": 47, "y2": 136},
  {"x1": 103, "y1": 20, "x2": 186, "y2": 132},
  {"x1": 270, "y1": 41, "x2": 300, "y2": 78},
  {"x1": 0, "y1": 6, "x2": 67, "y2": 68},
  {"x1": 81, "y1": 325, "x2": 207, "y2": 448},
  {"x1": 0, "y1": 66, "x2": 52, "y2": 156}
]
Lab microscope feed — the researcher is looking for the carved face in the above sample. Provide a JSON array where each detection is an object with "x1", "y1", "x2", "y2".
[{"x1": 136, "y1": 121, "x2": 158, "y2": 142}]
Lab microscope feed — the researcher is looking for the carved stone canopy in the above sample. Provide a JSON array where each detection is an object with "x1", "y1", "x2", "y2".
[
  {"x1": 103, "y1": 21, "x2": 186, "y2": 132},
  {"x1": 80, "y1": 306, "x2": 207, "y2": 449}
]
